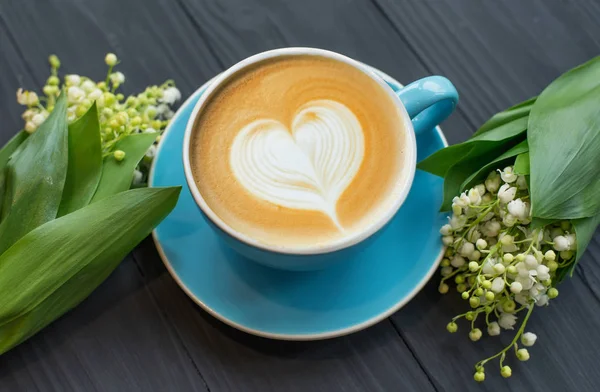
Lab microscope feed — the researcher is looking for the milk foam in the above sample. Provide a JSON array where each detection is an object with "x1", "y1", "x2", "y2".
[{"x1": 230, "y1": 100, "x2": 364, "y2": 230}]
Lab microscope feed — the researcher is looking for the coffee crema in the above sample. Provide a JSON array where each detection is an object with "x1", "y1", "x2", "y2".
[{"x1": 190, "y1": 55, "x2": 409, "y2": 249}]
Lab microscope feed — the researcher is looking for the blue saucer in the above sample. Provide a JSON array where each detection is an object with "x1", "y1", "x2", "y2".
[{"x1": 150, "y1": 65, "x2": 448, "y2": 340}]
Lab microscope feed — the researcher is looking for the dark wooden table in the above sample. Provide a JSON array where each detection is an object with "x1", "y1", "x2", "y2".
[{"x1": 1, "y1": 0, "x2": 599, "y2": 391}]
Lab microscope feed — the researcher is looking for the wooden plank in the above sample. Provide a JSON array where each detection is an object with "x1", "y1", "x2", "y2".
[
  {"x1": 372, "y1": 0, "x2": 600, "y2": 389},
  {"x1": 0, "y1": 256, "x2": 208, "y2": 392}
]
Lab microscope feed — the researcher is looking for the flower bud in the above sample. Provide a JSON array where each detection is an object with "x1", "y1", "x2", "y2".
[
  {"x1": 67, "y1": 86, "x2": 85, "y2": 103},
  {"x1": 65, "y1": 74, "x2": 81, "y2": 86},
  {"x1": 465, "y1": 311, "x2": 474, "y2": 321},
  {"x1": 438, "y1": 283, "x2": 449, "y2": 294},
  {"x1": 553, "y1": 235, "x2": 570, "y2": 251},
  {"x1": 485, "y1": 171, "x2": 501, "y2": 193},
  {"x1": 459, "y1": 242, "x2": 474, "y2": 257},
  {"x1": 451, "y1": 204, "x2": 462, "y2": 216},
  {"x1": 501, "y1": 365, "x2": 512, "y2": 378},
  {"x1": 32, "y1": 112, "x2": 47, "y2": 126},
  {"x1": 468, "y1": 188, "x2": 482, "y2": 205},
  {"x1": 503, "y1": 253, "x2": 514, "y2": 263},
  {"x1": 75, "y1": 105, "x2": 88, "y2": 117},
  {"x1": 446, "y1": 321, "x2": 458, "y2": 333},
  {"x1": 487, "y1": 321, "x2": 500, "y2": 336},
  {"x1": 485, "y1": 291, "x2": 495, "y2": 301},
  {"x1": 451, "y1": 255, "x2": 466, "y2": 268},
  {"x1": 469, "y1": 328, "x2": 482, "y2": 341},
  {"x1": 491, "y1": 277, "x2": 504, "y2": 293},
  {"x1": 440, "y1": 258, "x2": 450, "y2": 267},
  {"x1": 456, "y1": 283, "x2": 467, "y2": 293},
  {"x1": 537, "y1": 264, "x2": 550, "y2": 281},
  {"x1": 468, "y1": 250, "x2": 481, "y2": 261},
  {"x1": 24, "y1": 121, "x2": 36, "y2": 133},
  {"x1": 49, "y1": 54, "x2": 61, "y2": 68},
  {"x1": 474, "y1": 288, "x2": 484, "y2": 297},
  {"x1": 507, "y1": 265, "x2": 517, "y2": 275},
  {"x1": 469, "y1": 297, "x2": 480, "y2": 308},
  {"x1": 510, "y1": 281, "x2": 523, "y2": 294},
  {"x1": 481, "y1": 280, "x2": 492, "y2": 290},
  {"x1": 441, "y1": 266, "x2": 453, "y2": 276},
  {"x1": 113, "y1": 150, "x2": 126, "y2": 161},
  {"x1": 161, "y1": 86, "x2": 182, "y2": 104},
  {"x1": 560, "y1": 250, "x2": 574, "y2": 260},
  {"x1": 468, "y1": 261, "x2": 479, "y2": 272},
  {"x1": 503, "y1": 213, "x2": 517, "y2": 227},
  {"x1": 455, "y1": 275, "x2": 465, "y2": 284},
  {"x1": 521, "y1": 332, "x2": 537, "y2": 347},
  {"x1": 524, "y1": 254, "x2": 538, "y2": 269},
  {"x1": 544, "y1": 250, "x2": 556, "y2": 261},
  {"x1": 473, "y1": 371, "x2": 485, "y2": 382},
  {"x1": 439, "y1": 224, "x2": 452, "y2": 236},
  {"x1": 493, "y1": 263, "x2": 505, "y2": 274},
  {"x1": 516, "y1": 348, "x2": 530, "y2": 361},
  {"x1": 476, "y1": 238, "x2": 487, "y2": 250},
  {"x1": 105, "y1": 53, "x2": 118, "y2": 66},
  {"x1": 547, "y1": 287, "x2": 559, "y2": 299},
  {"x1": 461, "y1": 291, "x2": 469, "y2": 300}
]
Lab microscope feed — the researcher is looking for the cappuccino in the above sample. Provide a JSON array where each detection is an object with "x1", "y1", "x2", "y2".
[{"x1": 190, "y1": 55, "x2": 409, "y2": 249}]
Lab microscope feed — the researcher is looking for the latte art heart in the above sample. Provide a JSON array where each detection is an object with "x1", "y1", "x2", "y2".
[{"x1": 230, "y1": 100, "x2": 365, "y2": 230}]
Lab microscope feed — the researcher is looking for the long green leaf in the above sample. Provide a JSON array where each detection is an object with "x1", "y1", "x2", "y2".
[
  {"x1": 91, "y1": 133, "x2": 156, "y2": 202},
  {"x1": 0, "y1": 131, "x2": 28, "y2": 221},
  {"x1": 57, "y1": 103, "x2": 102, "y2": 216},
  {"x1": 0, "y1": 186, "x2": 181, "y2": 354},
  {"x1": 473, "y1": 96, "x2": 536, "y2": 136},
  {"x1": 438, "y1": 137, "x2": 523, "y2": 211},
  {"x1": 0, "y1": 93, "x2": 68, "y2": 254},
  {"x1": 514, "y1": 152, "x2": 530, "y2": 175},
  {"x1": 418, "y1": 123, "x2": 527, "y2": 178},
  {"x1": 460, "y1": 140, "x2": 529, "y2": 192},
  {"x1": 528, "y1": 56, "x2": 600, "y2": 219}
]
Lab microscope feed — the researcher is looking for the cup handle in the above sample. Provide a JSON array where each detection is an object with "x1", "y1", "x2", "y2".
[{"x1": 395, "y1": 76, "x2": 458, "y2": 135}]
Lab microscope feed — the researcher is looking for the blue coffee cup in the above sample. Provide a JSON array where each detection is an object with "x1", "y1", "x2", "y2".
[{"x1": 183, "y1": 48, "x2": 457, "y2": 271}]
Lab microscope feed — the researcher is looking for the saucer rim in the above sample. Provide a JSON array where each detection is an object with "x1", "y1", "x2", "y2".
[{"x1": 150, "y1": 63, "x2": 448, "y2": 341}]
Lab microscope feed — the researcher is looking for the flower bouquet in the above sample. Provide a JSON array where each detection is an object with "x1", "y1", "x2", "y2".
[
  {"x1": 419, "y1": 56, "x2": 600, "y2": 381},
  {"x1": 0, "y1": 54, "x2": 182, "y2": 354}
]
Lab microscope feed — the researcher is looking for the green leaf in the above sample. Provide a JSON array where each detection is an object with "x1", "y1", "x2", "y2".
[
  {"x1": 0, "y1": 93, "x2": 69, "y2": 254},
  {"x1": 573, "y1": 213, "x2": 600, "y2": 263},
  {"x1": 439, "y1": 138, "x2": 524, "y2": 211},
  {"x1": 57, "y1": 103, "x2": 103, "y2": 216},
  {"x1": 473, "y1": 96, "x2": 536, "y2": 136},
  {"x1": 418, "y1": 117, "x2": 528, "y2": 178},
  {"x1": 0, "y1": 186, "x2": 181, "y2": 354},
  {"x1": 528, "y1": 56, "x2": 600, "y2": 219},
  {"x1": 0, "y1": 131, "x2": 28, "y2": 221},
  {"x1": 460, "y1": 140, "x2": 529, "y2": 192},
  {"x1": 513, "y1": 152, "x2": 530, "y2": 175},
  {"x1": 91, "y1": 133, "x2": 156, "y2": 202}
]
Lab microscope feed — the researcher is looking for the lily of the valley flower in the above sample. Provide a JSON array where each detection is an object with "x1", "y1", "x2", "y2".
[
  {"x1": 498, "y1": 312, "x2": 517, "y2": 330},
  {"x1": 497, "y1": 183, "x2": 517, "y2": 203}
]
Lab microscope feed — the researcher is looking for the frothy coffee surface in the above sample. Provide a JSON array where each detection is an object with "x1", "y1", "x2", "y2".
[{"x1": 190, "y1": 55, "x2": 409, "y2": 249}]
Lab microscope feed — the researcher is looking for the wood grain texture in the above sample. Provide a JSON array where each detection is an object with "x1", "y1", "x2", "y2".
[{"x1": 1, "y1": 0, "x2": 599, "y2": 391}]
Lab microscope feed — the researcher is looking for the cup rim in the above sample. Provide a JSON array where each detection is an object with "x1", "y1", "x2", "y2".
[{"x1": 182, "y1": 47, "x2": 417, "y2": 255}]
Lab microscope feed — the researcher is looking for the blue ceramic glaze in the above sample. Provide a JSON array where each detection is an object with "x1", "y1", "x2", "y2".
[{"x1": 151, "y1": 66, "x2": 449, "y2": 340}]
